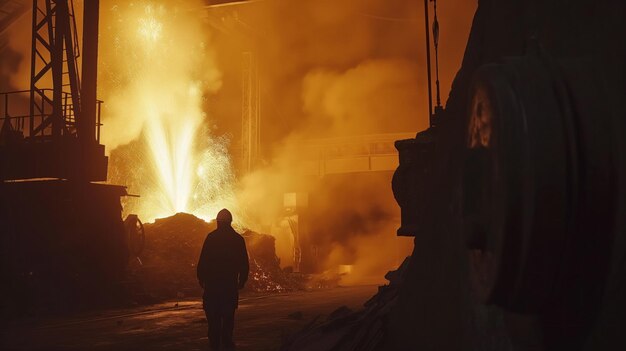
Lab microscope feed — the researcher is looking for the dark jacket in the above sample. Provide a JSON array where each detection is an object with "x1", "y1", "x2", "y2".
[{"x1": 197, "y1": 224, "x2": 249, "y2": 309}]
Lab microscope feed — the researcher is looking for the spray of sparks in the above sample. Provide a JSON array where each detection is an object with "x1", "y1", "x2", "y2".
[{"x1": 112, "y1": 2, "x2": 241, "y2": 224}]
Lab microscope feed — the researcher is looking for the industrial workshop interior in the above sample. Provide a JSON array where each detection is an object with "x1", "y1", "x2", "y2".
[{"x1": 0, "y1": 0, "x2": 624, "y2": 350}]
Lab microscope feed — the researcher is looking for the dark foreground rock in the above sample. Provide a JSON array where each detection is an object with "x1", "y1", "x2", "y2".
[{"x1": 280, "y1": 257, "x2": 410, "y2": 351}]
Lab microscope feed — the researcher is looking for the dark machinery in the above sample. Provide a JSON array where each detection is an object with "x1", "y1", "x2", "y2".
[
  {"x1": 461, "y1": 51, "x2": 617, "y2": 347},
  {"x1": 392, "y1": 0, "x2": 442, "y2": 237},
  {"x1": 390, "y1": 1, "x2": 625, "y2": 350},
  {"x1": 0, "y1": 0, "x2": 136, "y2": 314}
]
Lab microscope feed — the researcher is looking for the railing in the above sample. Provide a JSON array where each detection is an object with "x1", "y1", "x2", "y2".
[
  {"x1": 0, "y1": 90, "x2": 102, "y2": 142},
  {"x1": 300, "y1": 133, "x2": 416, "y2": 160},
  {"x1": 1, "y1": 90, "x2": 30, "y2": 134},
  {"x1": 296, "y1": 133, "x2": 416, "y2": 176}
]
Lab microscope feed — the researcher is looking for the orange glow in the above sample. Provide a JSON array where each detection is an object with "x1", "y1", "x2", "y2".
[
  {"x1": 101, "y1": 1, "x2": 239, "y2": 224},
  {"x1": 135, "y1": 4, "x2": 204, "y2": 220},
  {"x1": 90, "y1": 0, "x2": 478, "y2": 284}
]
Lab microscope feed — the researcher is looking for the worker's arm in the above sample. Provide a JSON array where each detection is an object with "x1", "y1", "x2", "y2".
[{"x1": 238, "y1": 238, "x2": 250, "y2": 289}]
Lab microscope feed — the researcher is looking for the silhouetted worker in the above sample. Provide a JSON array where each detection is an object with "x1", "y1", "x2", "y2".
[{"x1": 197, "y1": 209, "x2": 249, "y2": 351}]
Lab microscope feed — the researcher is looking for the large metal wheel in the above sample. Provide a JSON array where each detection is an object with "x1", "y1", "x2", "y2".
[
  {"x1": 461, "y1": 50, "x2": 623, "y2": 349},
  {"x1": 463, "y1": 54, "x2": 585, "y2": 312}
]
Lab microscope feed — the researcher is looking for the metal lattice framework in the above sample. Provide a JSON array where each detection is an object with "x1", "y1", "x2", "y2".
[
  {"x1": 29, "y1": 0, "x2": 81, "y2": 139},
  {"x1": 0, "y1": 0, "x2": 107, "y2": 181},
  {"x1": 241, "y1": 51, "x2": 260, "y2": 173}
]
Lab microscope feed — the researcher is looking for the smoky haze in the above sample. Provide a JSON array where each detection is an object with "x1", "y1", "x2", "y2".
[
  {"x1": 0, "y1": 0, "x2": 476, "y2": 283},
  {"x1": 211, "y1": 0, "x2": 476, "y2": 282},
  {"x1": 208, "y1": 0, "x2": 477, "y2": 142}
]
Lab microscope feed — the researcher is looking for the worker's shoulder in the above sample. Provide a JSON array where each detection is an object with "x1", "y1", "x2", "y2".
[
  {"x1": 206, "y1": 227, "x2": 241, "y2": 238},
  {"x1": 230, "y1": 229, "x2": 246, "y2": 243},
  {"x1": 204, "y1": 228, "x2": 220, "y2": 239},
  {"x1": 232, "y1": 228, "x2": 245, "y2": 240}
]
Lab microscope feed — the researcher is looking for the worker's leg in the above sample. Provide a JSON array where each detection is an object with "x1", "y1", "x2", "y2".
[
  {"x1": 204, "y1": 308, "x2": 222, "y2": 350},
  {"x1": 221, "y1": 306, "x2": 236, "y2": 349}
]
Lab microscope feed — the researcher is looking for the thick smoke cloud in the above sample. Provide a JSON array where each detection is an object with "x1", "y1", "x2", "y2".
[
  {"x1": 217, "y1": 0, "x2": 476, "y2": 282},
  {"x1": 0, "y1": 12, "x2": 30, "y2": 92},
  {"x1": 302, "y1": 59, "x2": 425, "y2": 136},
  {"x1": 206, "y1": 0, "x2": 476, "y2": 143},
  {"x1": 0, "y1": 0, "x2": 477, "y2": 283}
]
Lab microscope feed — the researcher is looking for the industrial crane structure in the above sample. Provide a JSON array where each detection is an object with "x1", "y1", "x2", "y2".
[
  {"x1": 1, "y1": 0, "x2": 107, "y2": 180},
  {"x1": 0, "y1": 0, "x2": 140, "y2": 314}
]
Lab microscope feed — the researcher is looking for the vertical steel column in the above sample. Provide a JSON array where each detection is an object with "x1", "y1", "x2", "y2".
[
  {"x1": 52, "y1": 0, "x2": 66, "y2": 138},
  {"x1": 62, "y1": 0, "x2": 81, "y2": 131},
  {"x1": 242, "y1": 51, "x2": 252, "y2": 173},
  {"x1": 241, "y1": 51, "x2": 259, "y2": 173},
  {"x1": 28, "y1": 0, "x2": 37, "y2": 137},
  {"x1": 80, "y1": 0, "x2": 99, "y2": 143}
]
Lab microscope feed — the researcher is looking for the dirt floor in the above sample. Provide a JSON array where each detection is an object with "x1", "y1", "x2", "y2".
[{"x1": 1, "y1": 285, "x2": 378, "y2": 351}]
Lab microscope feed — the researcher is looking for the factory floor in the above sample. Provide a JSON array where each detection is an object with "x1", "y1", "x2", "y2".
[{"x1": 1, "y1": 285, "x2": 378, "y2": 351}]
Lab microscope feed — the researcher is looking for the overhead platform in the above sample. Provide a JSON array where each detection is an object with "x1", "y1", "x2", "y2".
[
  {"x1": 298, "y1": 133, "x2": 415, "y2": 176},
  {"x1": 0, "y1": 138, "x2": 108, "y2": 181}
]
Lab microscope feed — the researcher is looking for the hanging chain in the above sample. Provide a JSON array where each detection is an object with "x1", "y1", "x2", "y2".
[{"x1": 432, "y1": 0, "x2": 442, "y2": 109}]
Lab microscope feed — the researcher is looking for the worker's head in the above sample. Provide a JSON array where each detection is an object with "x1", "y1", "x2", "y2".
[{"x1": 216, "y1": 208, "x2": 233, "y2": 227}]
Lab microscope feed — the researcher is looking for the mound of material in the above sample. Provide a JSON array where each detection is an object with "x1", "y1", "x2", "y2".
[{"x1": 129, "y1": 213, "x2": 305, "y2": 302}]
